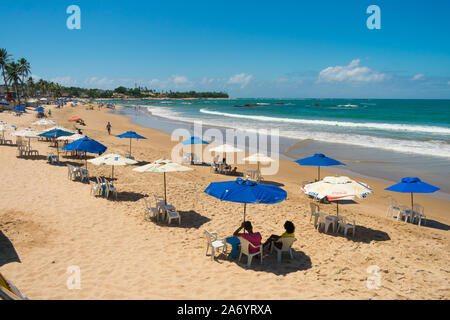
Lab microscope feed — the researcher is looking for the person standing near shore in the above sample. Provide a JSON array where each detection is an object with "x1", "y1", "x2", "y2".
[{"x1": 106, "y1": 122, "x2": 112, "y2": 135}]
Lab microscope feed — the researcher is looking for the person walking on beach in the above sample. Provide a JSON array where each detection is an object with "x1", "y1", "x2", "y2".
[{"x1": 106, "y1": 122, "x2": 111, "y2": 135}]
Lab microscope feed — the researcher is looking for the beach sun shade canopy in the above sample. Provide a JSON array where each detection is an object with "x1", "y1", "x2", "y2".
[
  {"x1": 204, "y1": 178, "x2": 287, "y2": 222},
  {"x1": 181, "y1": 136, "x2": 210, "y2": 145},
  {"x1": 68, "y1": 117, "x2": 83, "y2": 122},
  {"x1": 27, "y1": 99, "x2": 38, "y2": 103},
  {"x1": 133, "y1": 159, "x2": 192, "y2": 204},
  {"x1": 56, "y1": 133, "x2": 85, "y2": 141},
  {"x1": 34, "y1": 106, "x2": 45, "y2": 112},
  {"x1": 32, "y1": 119, "x2": 57, "y2": 126},
  {"x1": 116, "y1": 131, "x2": 147, "y2": 140},
  {"x1": 10, "y1": 128, "x2": 40, "y2": 138},
  {"x1": 385, "y1": 177, "x2": 440, "y2": 210},
  {"x1": 62, "y1": 137, "x2": 107, "y2": 155},
  {"x1": 13, "y1": 106, "x2": 25, "y2": 112},
  {"x1": 43, "y1": 126, "x2": 73, "y2": 133},
  {"x1": 209, "y1": 144, "x2": 243, "y2": 153},
  {"x1": 88, "y1": 153, "x2": 137, "y2": 179},
  {"x1": 295, "y1": 153, "x2": 345, "y2": 180},
  {"x1": 302, "y1": 176, "x2": 372, "y2": 215},
  {"x1": 302, "y1": 176, "x2": 372, "y2": 201},
  {"x1": 116, "y1": 131, "x2": 147, "y2": 156},
  {"x1": 0, "y1": 101, "x2": 9, "y2": 105},
  {"x1": 243, "y1": 153, "x2": 275, "y2": 163},
  {"x1": 38, "y1": 129, "x2": 74, "y2": 139}
]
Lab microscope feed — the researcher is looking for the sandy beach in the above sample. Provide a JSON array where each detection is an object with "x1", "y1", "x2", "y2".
[{"x1": 0, "y1": 102, "x2": 449, "y2": 300}]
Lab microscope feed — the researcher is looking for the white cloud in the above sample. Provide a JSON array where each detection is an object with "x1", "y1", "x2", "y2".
[
  {"x1": 31, "y1": 74, "x2": 41, "y2": 81},
  {"x1": 318, "y1": 59, "x2": 387, "y2": 83},
  {"x1": 412, "y1": 74, "x2": 425, "y2": 81},
  {"x1": 227, "y1": 73, "x2": 253, "y2": 88},
  {"x1": 447, "y1": 81, "x2": 450, "y2": 85},
  {"x1": 84, "y1": 77, "x2": 115, "y2": 87},
  {"x1": 51, "y1": 76, "x2": 77, "y2": 86}
]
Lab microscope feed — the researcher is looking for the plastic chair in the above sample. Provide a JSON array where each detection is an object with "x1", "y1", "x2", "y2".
[
  {"x1": 337, "y1": 217, "x2": 356, "y2": 237},
  {"x1": 270, "y1": 237, "x2": 296, "y2": 263},
  {"x1": 166, "y1": 208, "x2": 181, "y2": 225},
  {"x1": 204, "y1": 230, "x2": 227, "y2": 261},
  {"x1": 237, "y1": 236, "x2": 263, "y2": 268},
  {"x1": 386, "y1": 196, "x2": 401, "y2": 218},
  {"x1": 143, "y1": 198, "x2": 159, "y2": 221},
  {"x1": 316, "y1": 213, "x2": 333, "y2": 233},
  {"x1": 309, "y1": 202, "x2": 321, "y2": 226},
  {"x1": 106, "y1": 180, "x2": 117, "y2": 200},
  {"x1": 412, "y1": 203, "x2": 426, "y2": 226}
]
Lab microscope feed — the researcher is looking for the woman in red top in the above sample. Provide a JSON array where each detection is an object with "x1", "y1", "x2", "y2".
[{"x1": 233, "y1": 221, "x2": 262, "y2": 254}]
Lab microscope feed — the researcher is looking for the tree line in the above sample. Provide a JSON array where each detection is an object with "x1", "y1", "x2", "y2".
[{"x1": 0, "y1": 48, "x2": 229, "y2": 102}]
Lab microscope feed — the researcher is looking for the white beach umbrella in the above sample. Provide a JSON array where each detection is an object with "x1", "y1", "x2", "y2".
[
  {"x1": 0, "y1": 123, "x2": 16, "y2": 139},
  {"x1": 10, "y1": 128, "x2": 40, "y2": 147},
  {"x1": 32, "y1": 119, "x2": 57, "y2": 126},
  {"x1": 88, "y1": 153, "x2": 137, "y2": 179},
  {"x1": 43, "y1": 126, "x2": 74, "y2": 133},
  {"x1": 56, "y1": 133, "x2": 84, "y2": 142},
  {"x1": 209, "y1": 144, "x2": 243, "y2": 163},
  {"x1": 243, "y1": 153, "x2": 275, "y2": 171},
  {"x1": 27, "y1": 98, "x2": 38, "y2": 104},
  {"x1": 133, "y1": 159, "x2": 193, "y2": 204},
  {"x1": 301, "y1": 176, "x2": 372, "y2": 214},
  {"x1": 39, "y1": 98, "x2": 47, "y2": 101}
]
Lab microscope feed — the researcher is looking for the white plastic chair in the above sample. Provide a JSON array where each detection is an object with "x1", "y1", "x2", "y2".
[
  {"x1": 237, "y1": 236, "x2": 263, "y2": 268},
  {"x1": 80, "y1": 169, "x2": 90, "y2": 183},
  {"x1": 270, "y1": 237, "x2": 296, "y2": 263},
  {"x1": 143, "y1": 198, "x2": 159, "y2": 221},
  {"x1": 204, "y1": 230, "x2": 227, "y2": 260},
  {"x1": 337, "y1": 217, "x2": 356, "y2": 237},
  {"x1": 166, "y1": 208, "x2": 181, "y2": 225},
  {"x1": 90, "y1": 181, "x2": 100, "y2": 197},
  {"x1": 386, "y1": 196, "x2": 401, "y2": 218},
  {"x1": 316, "y1": 213, "x2": 333, "y2": 233},
  {"x1": 309, "y1": 202, "x2": 321, "y2": 226},
  {"x1": 412, "y1": 203, "x2": 426, "y2": 226},
  {"x1": 106, "y1": 180, "x2": 117, "y2": 200}
]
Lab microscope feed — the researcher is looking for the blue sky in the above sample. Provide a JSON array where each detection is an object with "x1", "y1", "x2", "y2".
[{"x1": 1, "y1": 0, "x2": 449, "y2": 98}]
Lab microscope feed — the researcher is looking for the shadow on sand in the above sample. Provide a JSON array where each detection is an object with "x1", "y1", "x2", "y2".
[
  {"x1": 0, "y1": 230, "x2": 21, "y2": 267},
  {"x1": 316, "y1": 224, "x2": 390, "y2": 243},
  {"x1": 150, "y1": 210, "x2": 211, "y2": 229},
  {"x1": 214, "y1": 249, "x2": 312, "y2": 275}
]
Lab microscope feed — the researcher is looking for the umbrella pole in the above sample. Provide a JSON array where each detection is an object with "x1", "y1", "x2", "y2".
[
  {"x1": 411, "y1": 193, "x2": 414, "y2": 212},
  {"x1": 129, "y1": 138, "x2": 132, "y2": 156},
  {"x1": 336, "y1": 201, "x2": 339, "y2": 215},
  {"x1": 85, "y1": 152, "x2": 87, "y2": 170},
  {"x1": 164, "y1": 172, "x2": 167, "y2": 205},
  {"x1": 243, "y1": 203, "x2": 247, "y2": 234},
  {"x1": 318, "y1": 166, "x2": 320, "y2": 181},
  {"x1": 112, "y1": 165, "x2": 114, "y2": 179}
]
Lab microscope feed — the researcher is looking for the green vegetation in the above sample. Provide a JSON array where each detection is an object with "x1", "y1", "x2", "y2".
[{"x1": 0, "y1": 48, "x2": 229, "y2": 101}]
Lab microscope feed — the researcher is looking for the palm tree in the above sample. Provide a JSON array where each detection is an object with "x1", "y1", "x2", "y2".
[
  {"x1": 6, "y1": 61, "x2": 21, "y2": 103},
  {"x1": 27, "y1": 76, "x2": 36, "y2": 97},
  {"x1": 17, "y1": 58, "x2": 31, "y2": 98},
  {"x1": 0, "y1": 48, "x2": 12, "y2": 92}
]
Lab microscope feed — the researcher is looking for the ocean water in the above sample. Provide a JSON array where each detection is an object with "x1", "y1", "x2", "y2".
[{"x1": 105, "y1": 98, "x2": 450, "y2": 199}]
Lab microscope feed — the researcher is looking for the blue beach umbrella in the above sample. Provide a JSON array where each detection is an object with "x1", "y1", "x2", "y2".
[
  {"x1": 204, "y1": 178, "x2": 287, "y2": 222},
  {"x1": 116, "y1": 131, "x2": 147, "y2": 156},
  {"x1": 0, "y1": 101, "x2": 9, "y2": 105},
  {"x1": 13, "y1": 106, "x2": 25, "y2": 112},
  {"x1": 39, "y1": 129, "x2": 74, "y2": 156},
  {"x1": 385, "y1": 177, "x2": 440, "y2": 211},
  {"x1": 295, "y1": 153, "x2": 346, "y2": 180},
  {"x1": 182, "y1": 136, "x2": 209, "y2": 164},
  {"x1": 62, "y1": 137, "x2": 107, "y2": 168},
  {"x1": 34, "y1": 106, "x2": 45, "y2": 112}
]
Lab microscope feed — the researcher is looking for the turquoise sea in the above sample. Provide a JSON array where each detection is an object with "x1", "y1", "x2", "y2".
[{"x1": 105, "y1": 98, "x2": 450, "y2": 199}]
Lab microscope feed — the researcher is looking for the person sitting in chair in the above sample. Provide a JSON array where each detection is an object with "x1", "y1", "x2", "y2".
[
  {"x1": 233, "y1": 221, "x2": 262, "y2": 254},
  {"x1": 263, "y1": 221, "x2": 295, "y2": 250}
]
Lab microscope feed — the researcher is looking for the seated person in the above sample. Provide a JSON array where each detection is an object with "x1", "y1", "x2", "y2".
[
  {"x1": 263, "y1": 221, "x2": 295, "y2": 250},
  {"x1": 233, "y1": 221, "x2": 262, "y2": 254}
]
